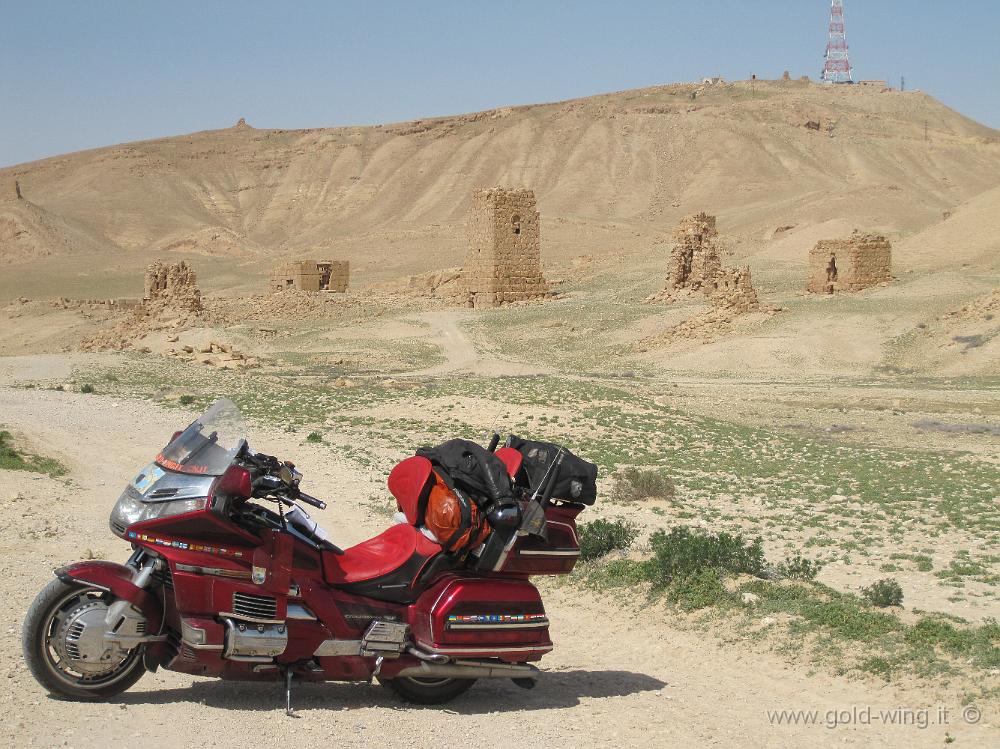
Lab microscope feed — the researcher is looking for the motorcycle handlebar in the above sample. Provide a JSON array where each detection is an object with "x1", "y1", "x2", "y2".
[{"x1": 295, "y1": 491, "x2": 327, "y2": 511}]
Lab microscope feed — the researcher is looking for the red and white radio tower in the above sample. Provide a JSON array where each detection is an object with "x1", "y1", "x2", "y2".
[{"x1": 821, "y1": 0, "x2": 853, "y2": 83}]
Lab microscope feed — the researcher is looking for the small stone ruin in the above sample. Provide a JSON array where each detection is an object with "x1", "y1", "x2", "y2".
[
  {"x1": 269, "y1": 259, "x2": 349, "y2": 293},
  {"x1": 648, "y1": 212, "x2": 760, "y2": 313},
  {"x1": 144, "y1": 260, "x2": 203, "y2": 312},
  {"x1": 462, "y1": 187, "x2": 548, "y2": 308},
  {"x1": 807, "y1": 231, "x2": 892, "y2": 294}
]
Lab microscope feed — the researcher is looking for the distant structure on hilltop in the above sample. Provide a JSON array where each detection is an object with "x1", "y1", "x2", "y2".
[{"x1": 821, "y1": 0, "x2": 853, "y2": 84}]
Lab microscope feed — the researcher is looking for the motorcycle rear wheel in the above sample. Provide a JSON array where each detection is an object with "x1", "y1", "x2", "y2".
[
  {"x1": 22, "y1": 578, "x2": 147, "y2": 700},
  {"x1": 380, "y1": 675, "x2": 476, "y2": 704}
]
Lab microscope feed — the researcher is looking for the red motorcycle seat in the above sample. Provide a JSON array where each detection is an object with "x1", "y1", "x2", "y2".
[{"x1": 322, "y1": 523, "x2": 442, "y2": 586}]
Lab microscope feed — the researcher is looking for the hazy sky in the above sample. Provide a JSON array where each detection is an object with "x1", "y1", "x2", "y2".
[{"x1": 2, "y1": 1, "x2": 998, "y2": 167}]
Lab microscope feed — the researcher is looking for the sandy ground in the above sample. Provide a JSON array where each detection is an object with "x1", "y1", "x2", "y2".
[{"x1": 1, "y1": 387, "x2": 996, "y2": 748}]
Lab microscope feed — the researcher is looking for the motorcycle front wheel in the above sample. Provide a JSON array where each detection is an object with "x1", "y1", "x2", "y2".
[
  {"x1": 380, "y1": 675, "x2": 476, "y2": 704},
  {"x1": 22, "y1": 578, "x2": 147, "y2": 700}
]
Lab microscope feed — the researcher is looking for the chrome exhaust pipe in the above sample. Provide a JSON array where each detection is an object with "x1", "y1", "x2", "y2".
[
  {"x1": 395, "y1": 659, "x2": 540, "y2": 680},
  {"x1": 405, "y1": 646, "x2": 449, "y2": 664}
]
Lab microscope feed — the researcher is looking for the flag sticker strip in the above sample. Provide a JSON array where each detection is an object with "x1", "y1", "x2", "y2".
[
  {"x1": 446, "y1": 613, "x2": 547, "y2": 626},
  {"x1": 127, "y1": 531, "x2": 245, "y2": 558}
]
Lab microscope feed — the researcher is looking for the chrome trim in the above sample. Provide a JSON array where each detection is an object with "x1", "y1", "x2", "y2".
[
  {"x1": 491, "y1": 533, "x2": 521, "y2": 572},
  {"x1": 232, "y1": 591, "x2": 278, "y2": 620},
  {"x1": 518, "y1": 549, "x2": 581, "y2": 557},
  {"x1": 446, "y1": 621, "x2": 550, "y2": 630},
  {"x1": 395, "y1": 660, "x2": 541, "y2": 680},
  {"x1": 175, "y1": 563, "x2": 252, "y2": 580},
  {"x1": 184, "y1": 642, "x2": 224, "y2": 651},
  {"x1": 405, "y1": 645, "x2": 450, "y2": 664},
  {"x1": 415, "y1": 643, "x2": 554, "y2": 655},
  {"x1": 217, "y1": 611, "x2": 283, "y2": 625},
  {"x1": 286, "y1": 603, "x2": 316, "y2": 621},
  {"x1": 313, "y1": 639, "x2": 363, "y2": 657},
  {"x1": 179, "y1": 619, "x2": 223, "y2": 650}
]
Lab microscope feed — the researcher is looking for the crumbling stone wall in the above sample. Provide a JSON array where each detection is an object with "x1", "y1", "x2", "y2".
[
  {"x1": 269, "y1": 259, "x2": 349, "y2": 293},
  {"x1": 144, "y1": 260, "x2": 202, "y2": 311},
  {"x1": 81, "y1": 260, "x2": 203, "y2": 352},
  {"x1": 807, "y1": 231, "x2": 891, "y2": 294},
  {"x1": 652, "y1": 212, "x2": 760, "y2": 312},
  {"x1": 462, "y1": 188, "x2": 548, "y2": 308},
  {"x1": 318, "y1": 261, "x2": 349, "y2": 293}
]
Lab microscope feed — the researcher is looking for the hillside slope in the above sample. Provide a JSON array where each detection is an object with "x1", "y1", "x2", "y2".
[{"x1": 2, "y1": 80, "x2": 999, "y2": 286}]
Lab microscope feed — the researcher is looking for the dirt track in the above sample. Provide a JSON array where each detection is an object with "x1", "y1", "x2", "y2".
[{"x1": 1, "y1": 387, "x2": 996, "y2": 748}]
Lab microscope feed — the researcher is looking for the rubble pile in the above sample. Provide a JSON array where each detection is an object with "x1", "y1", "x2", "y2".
[
  {"x1": 645, "y1": 213, "x2": 761, "y2": 313},
  {"x1": 163, "y1": 336, "x2": 258, "y2": 370},
  {"x1": 205, "y1": 288, "x2": 366, "y2": 324},
  {"x1": 77, "y1": 261, "x2": 258, "y2": 369}
]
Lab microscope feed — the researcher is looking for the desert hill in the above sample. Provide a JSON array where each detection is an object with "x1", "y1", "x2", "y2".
[
  {"x1": 0, "y1": 196, "x2": 111, "y2": 266},
  {"x1": 1, "y1": 79, "x2": 999, "y2": 297}
]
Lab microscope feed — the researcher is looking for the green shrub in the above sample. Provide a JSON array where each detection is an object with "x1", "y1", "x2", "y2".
[
  {"x1": 178, "y1": 394, "x2": 196, "y2": 406},
  {"x1": 777, "y1": 553, "x2": 824, "y2": 581},
  {"x1": 0, "y1": 430, "x2": 66, "y2": 477},
  {"x1": 862, "y1": 578, "x2": 904, "y2": 608},
  {"x1": 577, "y1": 518, "x2": 639, "y2": 561},
  {"x1": 647, "y1": 526, "x2": 765, "y2": 585},
  {"x1": 583, "y1": 558, "x2": 649, "y2": 590},
  {"x1": 904, "y1": 617, "x2": 1000, "y2": 664},
  {"x1": 667, "y1": 567, "x2": 732, "y2": 611},
  {"x1": 610, "y1": 467, "x2": 676, "y2": 502},
  {"x1": 305, "y1": 432, "x2": 324, "y2": 444},
  {"x1": 79, "y1": 383, "x2": 95, "y2": 394},
  {"x1": 0, "y1": 430, "x2": 19, "y2": 468}
]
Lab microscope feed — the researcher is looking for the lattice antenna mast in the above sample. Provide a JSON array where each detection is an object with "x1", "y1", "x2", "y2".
[{"x1": 821, "y1": 0, "x2": 853, "y2": 83}]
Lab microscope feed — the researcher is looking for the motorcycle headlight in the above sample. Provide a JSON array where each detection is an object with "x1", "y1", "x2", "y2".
[
  {"x1": 111, "y1": 487, "x2": 207, "y2": 533},
  {"x1": 144, "y1": 497, "x2": 208, "y2": 520},
  {"x1": 111, "y1": 488, "x2": 146, "y2": 528}
]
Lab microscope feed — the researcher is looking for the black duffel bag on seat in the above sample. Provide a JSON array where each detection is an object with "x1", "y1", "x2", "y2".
[{"x1": 505, "y1": 436, "x2": 598, "y2": 505}]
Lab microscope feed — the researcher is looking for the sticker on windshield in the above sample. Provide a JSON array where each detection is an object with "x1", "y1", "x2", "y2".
[{"x1": 131, "y1": 464, "x2": 165, "y2": 493}]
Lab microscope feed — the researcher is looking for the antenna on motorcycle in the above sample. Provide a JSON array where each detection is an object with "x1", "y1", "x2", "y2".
[{"x1": 485, "y1": 408, "x2": 505, "y2": 452}]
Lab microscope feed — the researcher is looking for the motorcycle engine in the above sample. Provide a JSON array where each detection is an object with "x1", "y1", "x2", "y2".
[{"x1": 221, "y1": 619, "x2": 288, "y2": 661}]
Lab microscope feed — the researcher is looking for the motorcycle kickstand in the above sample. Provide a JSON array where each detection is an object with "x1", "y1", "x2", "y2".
[
  {"x1": 367, "y1": 655, "x2": 384, "y2": 685},
  {"x1": 283, "y1": 667, "x2": 298, "y2": 718}
]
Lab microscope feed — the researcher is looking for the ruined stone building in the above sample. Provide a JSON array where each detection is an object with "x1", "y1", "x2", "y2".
[
  {"x1": 654, "y1": 212, "x2": 759, "y2": 312},
  {"x1": 462, "y1": 187, "x2": 548, "y2": 308},
  {"x1": 144, "y1": 260, "x2": 202, "y2": 312},
  {"x1": 269, "y1": 259, "x2": 349, "y2": 293},
  {"x1": 807, "y1": 232, "x2": 892, "y2": 294}
]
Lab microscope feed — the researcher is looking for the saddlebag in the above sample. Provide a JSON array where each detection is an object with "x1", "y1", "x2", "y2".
[{"x1": 409, "y1": 575, "x2": 552, "y2": 661}]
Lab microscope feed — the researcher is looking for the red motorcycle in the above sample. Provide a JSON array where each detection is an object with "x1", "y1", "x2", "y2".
[{"x1": 22, "y1": 399, "x2": 596, "y2": 710}]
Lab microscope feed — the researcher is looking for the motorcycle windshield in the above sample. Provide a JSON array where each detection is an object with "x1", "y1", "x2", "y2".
[{"x1": 155, "y1": 398, "x2": 247, "y2": 476}]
